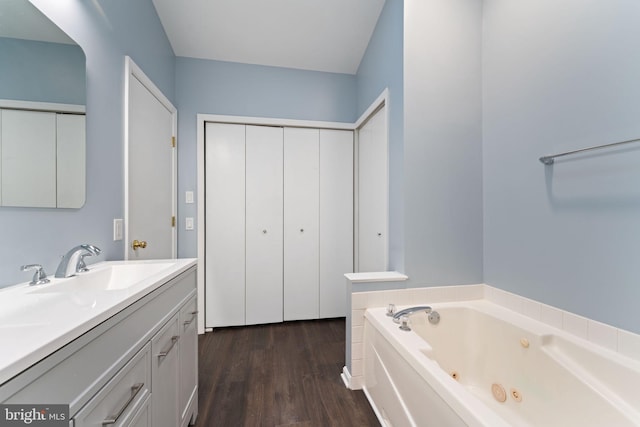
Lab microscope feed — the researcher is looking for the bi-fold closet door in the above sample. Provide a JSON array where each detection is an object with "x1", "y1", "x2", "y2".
[
  {"x1": 283, "y1": 128, "x2": 320, "y2": 321},
  {"x1": 205, "y1": 123, "x2": 353, "y2": 327}
]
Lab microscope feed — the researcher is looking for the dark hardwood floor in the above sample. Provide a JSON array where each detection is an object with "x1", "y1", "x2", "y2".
[{"x1": 195, "y1": 318, "x2": 379, "y2": 427}]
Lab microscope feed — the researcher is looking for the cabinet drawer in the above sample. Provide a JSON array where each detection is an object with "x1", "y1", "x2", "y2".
[{"x1": 74, "y1": 343, "x2": 151, "y2": 427}]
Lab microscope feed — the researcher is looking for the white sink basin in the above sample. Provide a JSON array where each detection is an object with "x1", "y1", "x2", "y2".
[{"x1": 29, "y1": 262, "x2": 175, "y2": 294}]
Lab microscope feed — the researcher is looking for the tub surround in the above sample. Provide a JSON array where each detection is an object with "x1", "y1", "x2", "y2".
[
  {"x1": 344, "y1": 271, "x2": 409, "y2": 390},
  {"x1": 0, "y1": 258, "x2": 196, "y2": 385},
  {"x1": 344, "y1": 280, "x2": 640, "y2": 392}
]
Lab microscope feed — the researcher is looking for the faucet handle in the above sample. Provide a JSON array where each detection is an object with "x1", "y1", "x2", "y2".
[
  {"x1": 386, "y1": 303, "x2": 397, "y2": 317},
  {"x1": 77, "y1": 253, "x2": 90, "y2": 272},
  {"x1": 76, "y1": 244, "x2": 101, "y2": 273},
  {"x1": 399, "y1": 315, "x2": 411, "y2": 331},
  {"x1": 21, "y1": 264, "x2": 50, "y2": 286}
]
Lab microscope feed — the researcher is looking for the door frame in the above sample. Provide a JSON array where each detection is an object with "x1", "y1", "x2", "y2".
[{"x1": 124, "y1": 56, "x2": 177, "y2": 260}]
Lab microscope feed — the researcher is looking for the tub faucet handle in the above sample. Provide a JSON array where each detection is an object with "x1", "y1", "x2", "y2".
[
  {"x1": 386, "y1": 303, "x2": 396, "y2": 317},
  {"x1": 399, "y1": 315, "x2": 411, "y2": 331}
]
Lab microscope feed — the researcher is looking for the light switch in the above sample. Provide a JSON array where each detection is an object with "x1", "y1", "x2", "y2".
[
  {"x1": 185, "y1": 217, "x2": 194, "y2": 230},
  {"x1": 113, "y1": 218, "x2": 123, "y2": 241},
  {"x1": 185, "y1": 191, "x2": 194, "y2": 204}
]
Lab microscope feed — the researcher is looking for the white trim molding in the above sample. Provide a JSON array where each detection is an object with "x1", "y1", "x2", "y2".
[{"x1": 0, "y1": 99, "x2": 85, "y2": 113}]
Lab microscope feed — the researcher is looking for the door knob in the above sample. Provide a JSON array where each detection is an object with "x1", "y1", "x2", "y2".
[{"x1": 132, "y1": 240, "x2": 147, "y2": 250}]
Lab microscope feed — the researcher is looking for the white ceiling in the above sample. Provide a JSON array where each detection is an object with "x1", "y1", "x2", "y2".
[
  {"x1": 0, "y1": 0, "x2": 75, "y2": 44},
  {"x1": 152, "y1": 0, "x2": 386, "y2": 75}
]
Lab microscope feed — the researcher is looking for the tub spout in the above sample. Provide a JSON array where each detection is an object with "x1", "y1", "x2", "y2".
[{"x1": 392, "y1": 306, "x2": 432, "y2": 323}]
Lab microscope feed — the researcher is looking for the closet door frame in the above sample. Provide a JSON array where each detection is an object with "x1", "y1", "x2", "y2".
[{"x1": 196, "y1": 91, "x2": 387, "y2": 333}]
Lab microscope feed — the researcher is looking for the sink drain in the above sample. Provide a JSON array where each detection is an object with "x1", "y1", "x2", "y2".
[{"x1": 491, "y1": 383, "x2": 507, "y2": 403}]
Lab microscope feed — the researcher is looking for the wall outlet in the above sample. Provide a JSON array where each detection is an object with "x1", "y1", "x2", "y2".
[
  {"x1": 113, "y1": 218, "x2": 124, "y2": 241},
  {"x1": 185, "y1": 217, "x2": 194, "y2": 230}
]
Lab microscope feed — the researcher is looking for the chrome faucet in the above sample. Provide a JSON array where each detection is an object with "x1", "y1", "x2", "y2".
[
  {"x1": 392, "y1": 306, "x2": 432, "y2": 323},
  {"x1": 55, "y1": 244, "x2": 102, "y2": 278}
]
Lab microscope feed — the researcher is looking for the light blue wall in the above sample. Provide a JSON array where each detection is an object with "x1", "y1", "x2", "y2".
[
  {"x1": 0, "y1": 37, "x2": 85, "y2": 105},
  {"x1": 403, "y1": 0, "x2": 484, "y2": 286},
  {"x1": 356, "y1": 0, "x2": 404, "y2": 272},
  {"x1": 483, "y1": 0, "x2": 640, "y2": 333},
  {"x1": 0, "y1": 0, "x2": 174, "y2": 288},
  {"x1": 175, "y1": 58, "x2": 357, "y2": 258}
]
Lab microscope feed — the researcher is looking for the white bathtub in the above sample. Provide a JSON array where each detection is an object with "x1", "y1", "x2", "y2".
[{"x1": 363, "y1": 301, "x2": 640, "y2": 427}]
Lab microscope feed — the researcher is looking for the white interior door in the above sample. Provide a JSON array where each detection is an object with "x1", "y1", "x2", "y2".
[
  {"x1": 245, "y1": 125, "x2": 284, "y2": 325},
  {"x1": 205, "y1": 123, "x2": 246, "y2": 327},
  {"x1": 126, "y1": 59, "x2": 176, "y2": 260},
  {"x1": 319, "y1": 129, "x2": 353, "y2": 317},
  {"x1": 358, "y1": 105, "x2": 388, "y2": 272},
  {"x1": 284, "y1": 127, "x2": 319, "y2": 321}
]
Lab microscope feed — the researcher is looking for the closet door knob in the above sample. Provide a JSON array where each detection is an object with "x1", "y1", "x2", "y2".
[
  {"x1": 263, "y1": 229, "x2": 267, "y2": 234},
  {"x1": 300, "y1": 228, "x2": 304, "y2": 233},
  {"x1": 377, "y1": 232, "x2": 382, "y2": 237}
]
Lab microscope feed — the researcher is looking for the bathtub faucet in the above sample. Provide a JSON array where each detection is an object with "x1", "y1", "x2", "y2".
[{"x1": 392, "y1": 306, "x2": 432, "y2": 324}]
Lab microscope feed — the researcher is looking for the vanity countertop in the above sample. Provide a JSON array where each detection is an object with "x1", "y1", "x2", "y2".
[{"x1": 0, "y1": 258, "x2": 197, "y2": 385}]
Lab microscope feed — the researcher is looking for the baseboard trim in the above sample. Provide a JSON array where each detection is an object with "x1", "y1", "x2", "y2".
[{"x1": 340, "y1": 366, "x2": 352, "y2": 389}]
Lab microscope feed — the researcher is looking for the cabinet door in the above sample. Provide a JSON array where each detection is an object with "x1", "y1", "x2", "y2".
[
  {"x1": 151, "y1": 315, "x2": 180, "y2": 427},
  {"x1": 56, "y1": 114, "x2": 86, "y2": 208},
  {"x1": 245, "y1": 125, "x2": 284, "y2": 325},
  {"x1": 205, "y1": 123, "x2": 246, "y2": 327},
  {"x1": 1, "y1": 109, "x2": 56, "y2": 207},
  {"x1": 284, "y1": 128, "x2": 320, "y2": 320},
  {"x1": 320, "y1": 130, "x2": 354, "y2": 318},
  {"x1": 358, "y1": 105, "x2": 388, "y2": 271},
  {"x1": 179, "y1": 296, "x2": 198, "y2": 426}
]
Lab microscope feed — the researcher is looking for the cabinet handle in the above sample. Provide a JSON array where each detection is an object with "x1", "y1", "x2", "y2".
[
  {"x1": 377, "y1": 232, "x2": 382, "y2": 237},
  {"x1": 183, "y1": 311, "x2": 199, "y2": 326},
  {"x1": 262, "y1": 229, "x2": 267, "y2": 234},
  {"x1": 300, "y1": 228, "x2": 304, "y2": 233},
  {"x1": 157, "y1": 336, "x2": 179, "y2": 359},
  {"x1": 102, "y1": 383, "x2": 144, "y2": 425}
]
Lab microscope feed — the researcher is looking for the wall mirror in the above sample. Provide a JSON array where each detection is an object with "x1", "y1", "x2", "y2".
[{"x1": 0, "y1": 0, "x2": 86, "y2": 208}]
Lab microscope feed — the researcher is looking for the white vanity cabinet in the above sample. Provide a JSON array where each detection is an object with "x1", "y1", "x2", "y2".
[{"x1": 0, "y1": 265, "x2": 198, "y2": 427}]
